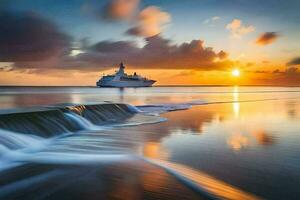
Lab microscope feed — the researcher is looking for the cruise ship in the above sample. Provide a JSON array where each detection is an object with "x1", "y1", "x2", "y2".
[{"x1": 96, "y1": 63, "x2": 156, "y2": 87}]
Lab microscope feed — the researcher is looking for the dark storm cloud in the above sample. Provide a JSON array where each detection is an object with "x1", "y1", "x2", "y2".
[
  {"x1": 90, "y1": 40, "x2": 139, "y2": 53},
  {"x1": 287, "y1": 57, "x2": 300, "y2": 66},
  {"x1": 73, "y1": 35, "x2": 232, "y2": 71},
  {"x1": 255, "y1": 32, "x2": 279, "y2": 46},
  {"x1": 0, "y1": 11, "x2": 71, "y2": 62},
  {"x1": 1, "y1": 9, "x2": 231, "y2": 72},
  {"x1": 11, "y1": 35, "x2": 232, "y2": 72}
]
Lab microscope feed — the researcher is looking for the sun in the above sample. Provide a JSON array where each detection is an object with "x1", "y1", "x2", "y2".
[{"x1": 232, "y1": 69, "x2": 240, "y2": 77}]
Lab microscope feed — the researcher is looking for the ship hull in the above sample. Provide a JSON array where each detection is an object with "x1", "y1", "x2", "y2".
[{"x1": 97, "y1": 80, "x2": 156, "y2": 88}]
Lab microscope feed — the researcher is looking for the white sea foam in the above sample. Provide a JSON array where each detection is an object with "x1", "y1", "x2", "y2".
[
  {"x1": 0, "y1": 129, "x2": 46, "y2": 151},
  {"x1": 0, "y1": 102, "x2": 201, "y2": 171},
  {"x1": 64, "y1": 112, "x2": 100, "y2": 130},
  {"x1": 137, "y1": 104, "x2": 191, "y2": 115},
  {"x1": 0, "y1": 129, "x2": 135, "y2": 171},
  {"x1": 136, "y1": 100, "x2": 208, "y2": 115}
]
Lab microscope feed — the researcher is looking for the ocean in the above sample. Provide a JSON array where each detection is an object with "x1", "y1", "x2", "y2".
[{"x1": 0, "y1": 86, "x2": 300, "y2": 200}]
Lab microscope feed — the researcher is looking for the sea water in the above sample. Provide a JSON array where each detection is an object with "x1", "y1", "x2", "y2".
[{"x1": 0, "y1": 86, "x2": 300, "y2": 200}]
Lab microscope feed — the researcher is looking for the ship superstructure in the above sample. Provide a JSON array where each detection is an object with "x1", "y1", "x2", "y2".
[{"x1": 96, "y1": 63, "x2": 156, "y2": 87}]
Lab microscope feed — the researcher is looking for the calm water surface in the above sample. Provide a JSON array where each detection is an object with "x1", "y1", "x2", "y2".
[{"x1": 1, "y1": 86, "x2": 300, "y2": 200}]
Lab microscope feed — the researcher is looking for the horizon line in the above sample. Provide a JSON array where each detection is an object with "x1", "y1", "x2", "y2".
[{"x1": 1, "y1": 84, "x2": 300, "y2": 87}]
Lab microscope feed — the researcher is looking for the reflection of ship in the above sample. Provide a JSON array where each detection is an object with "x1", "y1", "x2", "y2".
[{"x1": 96, "y1": 63, "x2": 156, "y2": 87}]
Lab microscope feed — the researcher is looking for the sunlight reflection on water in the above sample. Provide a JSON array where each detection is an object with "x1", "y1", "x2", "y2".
[{"x1": 1, "y1": 86, "x2": 300, "y2": 199}]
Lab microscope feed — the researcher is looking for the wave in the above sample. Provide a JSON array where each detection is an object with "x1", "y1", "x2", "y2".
[
  {"x1": 0, "y1": 129, "x2": 44, "y2": 151},
  {"x1": 0, "y1": 103, "x2": 166, "y2": 169},
  {"x1": 0, "y1": 97, "x2": 288, "y2": 172},
  {"x1": 0, "y1": 109, "x2": 85, "y2": 137},
  {"x1": 0, "y1": 98, "x2": 285, "y2": 152},
  {"x1": 0, "y1": 103, "x2": 158, "y2": 137}
]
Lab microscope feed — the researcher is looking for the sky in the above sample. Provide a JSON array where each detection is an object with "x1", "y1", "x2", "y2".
[{"x1": 0, "y1": 0, "x2": 300, "y2": 86}]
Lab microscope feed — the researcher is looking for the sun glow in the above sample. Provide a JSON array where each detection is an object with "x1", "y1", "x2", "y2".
[{"x1": 232, "y1": 69, "x2": 240, "y2": 77}]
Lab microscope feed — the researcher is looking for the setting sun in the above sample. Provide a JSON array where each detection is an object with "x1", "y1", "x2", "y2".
[{"x1": 232, "y1": 69, "x2": 240, "y2": 77}]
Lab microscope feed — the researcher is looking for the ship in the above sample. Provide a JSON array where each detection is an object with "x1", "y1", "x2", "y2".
[{"x1": 96, "y1": 63, "x2": 156, "y2": 87}]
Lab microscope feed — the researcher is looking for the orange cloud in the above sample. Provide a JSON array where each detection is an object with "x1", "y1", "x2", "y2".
[
  {"x1": 252, "y1": 67, "x2": 300, "y2": 86},
  {"x1": 255, "y1": 32, "x2": 279, "y2": 46},
  {"x1": 104, "y1": 0, "x2": 139, "y2": 20},
  {"x1": 226, "y1": 19, "x2": 255, "y2": 38},
  {"x1": 126, "y1": 6, "x2": 171, "y2": 37}
]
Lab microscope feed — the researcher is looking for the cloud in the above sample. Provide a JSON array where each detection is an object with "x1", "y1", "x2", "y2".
[
  {"x1": 103, "y1": 0, "x2": 139, "y2": 20},
  {"x1": 11, "y1": 35, "x2": 232, "y2": 72},
  {"x1": 272, "y1": 67, "x2": 300, "y2": 75},
  {"x1": 226, "y1": 19, "x2": 255, "y2": 38},
  {"x1": 255, "y1": 32, "x2": 279, "y2": 46},
  {"x1": 241, "y1": 66, "x2": 300, "y2": 86},
  {"x1": 287, "y1": 57, "x2": 300, "y2": 66},
  {"x1": 217, "y1": 50, "x2": 228, "y2": 60},
  {"x1": 90, "y1": 40, "x2": 139, "y2": 53},
  {"x1": 0, "y1": 11, "x2": 70, "y2": 62},
  {"x1": 173, "y1": 70, "x2": 197, "y2": 77},
  {"x1": 203, "y1": 16, "x2": 220, "y2": 24},
  {"x1": 283, "y1": 67, "x2": 300, "y2": 76},
  {"x1": 253, "y1": 70, "x2": 267, "y2": 74},
  {"x1": 272, "y1": 67, "x2": 300, "y2": 77},
  {"x1": 268, "y1": 67, "x2": 300, "y2": 85},
  {"x1": 82, "y1": 35, "x2": 231, "y2": 70},
  {"x1": 126, "y1": 6, "x2": 171, "y2": 37},
  {"x1": 212, "y1": 16, "x2": 220, "y2": 21},
  {"x1": 1, "y1": 10, "x2": 231, "y2": 74},
  {"x1": 101, "y1": 2, "x2": 171, "y2": 37}
]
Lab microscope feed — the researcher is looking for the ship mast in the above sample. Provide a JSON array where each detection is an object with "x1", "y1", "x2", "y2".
[{"x1": 117, "y1": 62, "x2": 125, "y2": 75}]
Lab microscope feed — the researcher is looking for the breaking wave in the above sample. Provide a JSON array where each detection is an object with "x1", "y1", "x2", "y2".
[
  {"x1": 0, "y1": 103, "x2": 160, "y2": 137},
  {"x1": 0, "y1": 98, "x2": 283, "y2": 170},
  {"x1": 0, "y1": 103, "x2": 166, "y2": 170}
]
